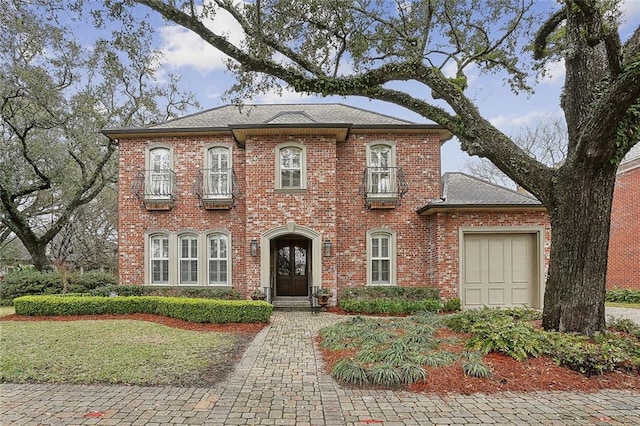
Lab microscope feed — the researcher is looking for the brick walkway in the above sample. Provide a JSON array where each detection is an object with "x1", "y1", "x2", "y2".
[{"x1": 2, "y1": 311, "x2": 639, "y2": 425}]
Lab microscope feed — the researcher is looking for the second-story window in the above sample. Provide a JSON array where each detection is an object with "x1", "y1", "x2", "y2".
[
  {"x1": 369, "y1": 144, "x2": 392, "y2": 194},
  {"x1": 276, "y1": 143, "x2": 307, "y2": 191},
  {"x1": 147, "y1": 147, "x2": 173, "y2": 198},
  {"x1": 207, "y1": 147, "x2": 231, "y2": 196},
  {"x1": 281, "y1": 147, "x2": 301, "y2": 188}
]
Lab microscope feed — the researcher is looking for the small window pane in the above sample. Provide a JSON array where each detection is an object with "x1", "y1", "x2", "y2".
[
  {"x1": 370, "y1": 233, "x2": 392, "y2": 285},
  {"x1": 208, "y1": 234, "x2": 229, "y2": 285},
  {"x1": 151, "y1": 235, "x2": 169, "y2": 284},
  {"x1": 179, "y1": 235, "x2": 198, "y2": 285},
  {"x1": 280, "y1": 147, "x2": 302, "y2": 189}
]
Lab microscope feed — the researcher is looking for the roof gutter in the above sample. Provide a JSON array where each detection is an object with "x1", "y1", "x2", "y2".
[{"x1": 417, "y1": 203, "x2": 547, "y2": 215}]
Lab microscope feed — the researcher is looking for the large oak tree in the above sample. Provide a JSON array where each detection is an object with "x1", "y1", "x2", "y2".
[
  {"x1": 0, "y1": 1, "x2": 196, "y2": 270},
  {"x1": 116, "y1": 0, "x2": 639, "y2": 335}
]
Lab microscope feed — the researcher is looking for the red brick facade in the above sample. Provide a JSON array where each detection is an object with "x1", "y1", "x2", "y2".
[
  {"x1": 115, "y1": 111, "x2": 552, "y2": 305},
  {"x1": 608, "y1": 164, "x2": 640, "y2": 290},
  {"x1": 425, "y1": 211, "x2": 551, "y2": 299}
]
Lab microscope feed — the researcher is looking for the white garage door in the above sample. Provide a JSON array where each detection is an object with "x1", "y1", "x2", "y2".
[{"x1": 461, "y1": 233, "x2": 539, "y2": 309}]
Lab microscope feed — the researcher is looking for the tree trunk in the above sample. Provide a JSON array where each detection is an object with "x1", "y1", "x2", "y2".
[
  {"x1": 542, "y1": 162, "x2": 618, "y2": 335},
  {"x1": 23, "y1": 240, "x2": 50, "y2": 271}
]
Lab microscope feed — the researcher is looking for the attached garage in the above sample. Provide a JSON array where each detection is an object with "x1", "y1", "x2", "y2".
[
  {"x1": 460, "y1": 230, "x2": 543, "y2": 309},
  {"x1": 418, "y1": 173, "x2": 550, "y2": 309}
]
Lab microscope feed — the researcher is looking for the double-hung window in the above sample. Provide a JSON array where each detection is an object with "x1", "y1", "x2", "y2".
[
  {"x1": 207, "y1": 147, "x2": 231, "y2": 197},
  {"x1": 150, "y1": 234, "x2": 169, "y2": 284},
  {"x1": 208, "y1": 233, "x2": 229, "y2": 285},
  {"x1": 148, "y1": 147, "x2": 172, "y2": 197},
  {"x1": 367, "y1": 229, "x2": 397, "y2": 286},
  {"x1": 366, "y1": 143, "x2": 397, "y2": 197},
  {"x1": 179, "y1": 235, "x2": 198, "y2": 285},
  {"x1": 276, "y1": 143, "x2": 306, "y2": 190}
]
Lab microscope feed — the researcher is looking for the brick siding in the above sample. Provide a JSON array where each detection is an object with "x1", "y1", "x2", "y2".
[
  {"x1": 608, "y1": 166, "x2": 640, "y2": 290},
  {"x1": 117, "y1": 129, "x2": 552, "y2": 302}
]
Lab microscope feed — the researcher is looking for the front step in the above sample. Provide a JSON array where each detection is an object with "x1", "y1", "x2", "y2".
[{"x1": 271, "y1": 296, "x2": 313, "y2": 311}]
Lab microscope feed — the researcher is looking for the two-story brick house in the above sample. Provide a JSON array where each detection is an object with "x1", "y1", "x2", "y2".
[{"x1": 103, "y1": 104, "x2": 550, "y2": 308}]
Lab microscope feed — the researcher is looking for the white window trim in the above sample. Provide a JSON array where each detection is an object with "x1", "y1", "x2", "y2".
[
  {"x1": 144, "y1": 143, "x2": 174, "y2": 199},
  {"x1": 178, "y1": 233, "x2": 199, "y2": 285},
  {"x1": 145, "y1": 231, "x2": 172, "y2": 285},
  {"x1": 275, "y1": 142, "x2": 307, "y2": 191},
  {"x1": 365, "y1": 141, "x2": 397, "y2": 198},
  {"x1": 202, "y1": 143, "x2": 233, "y2": 199},
  {"x1": 366, "y1": 228, "x2": 397, "y2": 286},
  {"x1": 205, "y1": 230, "x2": 233, "y2": 287},
  {"x1": 144, "y1": 229, "x2": 233, "y2": 287}
]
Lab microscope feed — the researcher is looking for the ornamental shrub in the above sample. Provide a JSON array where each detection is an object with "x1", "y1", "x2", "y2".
[
  {"x1": 339, "y1": 298, "x2": 442, "y2": 315},
  {"x1": 12, "y1": 295, "x2": 272, "y2": 323},
  {"x1": 90, "y1": 285, "x2": 243, "y2": 300},
  {"x1": 155, "y1": 298, "x2": 272, "y2": 323},
  {"x1": 338, "y1": 286, "x2": 441, "y2": 314},
  {"x1": 606, "y1": 289, "x2": 640, "y2": 304},
  {"x1": 0, "y1": 270, "x2": 118, "y2": 304},
  {"x1": 340, "y1": 286, "x2": 439, "y2": 301}
]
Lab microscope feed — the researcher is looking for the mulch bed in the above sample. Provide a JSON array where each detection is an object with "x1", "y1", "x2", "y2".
[
  {"x1": 317, "y1": 313, "x2": 640, "y2": 395},
  {"x1": 0, "y1": 313, "x2": 268, "y2": 333}
]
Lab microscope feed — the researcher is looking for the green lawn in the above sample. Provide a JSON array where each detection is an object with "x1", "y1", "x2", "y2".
[
  {"x1": 0, "y1": 306, "x2": 15, "y2": 317},
  {"x1": 0, "y1": 319, "x2": 251, "y2": 385}
]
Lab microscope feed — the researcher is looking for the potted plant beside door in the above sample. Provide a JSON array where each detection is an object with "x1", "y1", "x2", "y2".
[
  {"x1": 251, "y1": 289, "x2": 266, "y2": 300},
  {"x1": 313, "y1": 287, "x2": 331, "y2": 310}
]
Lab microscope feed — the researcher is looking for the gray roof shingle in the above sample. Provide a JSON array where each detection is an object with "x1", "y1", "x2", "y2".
[
  {"x1": 621, "y1": 144, "x2": 640, "y2": 164},
  {"x1": 418, "y1": 173, "x2": 542, "y2": 214},
  {"x1": 150, "y1": 103, "x2": 415, "y2": 129}
]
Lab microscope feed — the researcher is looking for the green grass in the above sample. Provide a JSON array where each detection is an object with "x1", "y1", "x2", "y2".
[
  {"x1": 0, "y1": 320, "x2": 246, "y2": 385},
  {"x1": 607, "y1": 302, "x2": 640, "y2": 309},
  {"x1": 0, "y1": 306, "x2": 15, "y2": 317}
]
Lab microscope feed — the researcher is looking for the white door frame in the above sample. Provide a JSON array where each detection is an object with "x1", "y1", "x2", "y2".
[{"x1": 260, "y1": 222, "x2": 322, "y2": 295}]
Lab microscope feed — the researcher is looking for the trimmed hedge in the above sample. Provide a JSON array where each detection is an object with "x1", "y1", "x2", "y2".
[
  {"x1": 13, "y1": 295, "x2": 272, "y2": 323},
  {"x1": 338, "y1": 286, "x2": 444, "y2": 314},
  {"x1": 90, "y1": 285, "x2": 243, "y2": 300},
  {"x1": 155, "y1": 298, "x2": 272, "y2": 323},
  {"x1": 339, "y1": 298, "x2": 442, "y2": 315},
  {"x1": 340, "y1": 286, "x2": 440, "y2": 301}
]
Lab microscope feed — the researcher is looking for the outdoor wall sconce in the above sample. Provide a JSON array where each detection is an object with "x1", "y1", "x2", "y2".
[
  {"x1": 250, "y1": 239, "x2": 259, "y2": 257},
  {"x1": 323, "y1": 239, "x2": 332, "y2": 257}
]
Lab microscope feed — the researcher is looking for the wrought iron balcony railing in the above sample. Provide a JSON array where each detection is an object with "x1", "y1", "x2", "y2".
[
  {"x1": 132, "y1": 169, "x2": 177, "y2": 210},
  {"x1": 361, "y1": 167, "x2": 408, "y2": 205},
  {"x1": 195, "y1": 168, "x2": 238, "y2": 207}
]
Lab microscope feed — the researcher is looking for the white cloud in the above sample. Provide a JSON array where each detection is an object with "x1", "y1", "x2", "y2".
[
  {"x1": 252, "y1": 87, "x2": 313, "y2": 104},
  {"x1": 540, "y1": 59, "x2": 565, "y2": 85},
  {"x1": 441, "y1": 61, "x2": 479, "y2": 87},
  {"x1": 620, "y1": 0, "x2": 640, "y2": 29},
  {"x1": 489, "y1": 110, "x2": 563, "y2": 132},
  {"x1": 158, "y1": 5, "x2": 244, "y2": 73}
]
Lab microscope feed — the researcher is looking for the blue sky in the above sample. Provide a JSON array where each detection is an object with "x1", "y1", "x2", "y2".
[{"x1": 141, "y1": 1, "x2": 640, "y2": 173}]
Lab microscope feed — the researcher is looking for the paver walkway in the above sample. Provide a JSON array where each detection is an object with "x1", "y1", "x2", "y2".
[{"x1": 2, "y1": 311, "x2": 639, "y2": 425}]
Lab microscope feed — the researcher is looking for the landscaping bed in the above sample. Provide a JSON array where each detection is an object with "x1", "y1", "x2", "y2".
[{"x1": 318, "y1": 309, "x2": 640, "y2": 395}]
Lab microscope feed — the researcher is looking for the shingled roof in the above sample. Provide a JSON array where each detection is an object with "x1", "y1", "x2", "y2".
[
  {"x1": 150, "y1": 103, "x2": 415, "y2": 128},
  {"x1": 619, "y1": 144, "x2": 640, "y2": 173},
  {"x1": 417, "y1": 172, "x2": 544, "y2": 215},
  {"x1": 101, "y1": 103, "x2": 450, "y2": 141}
]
